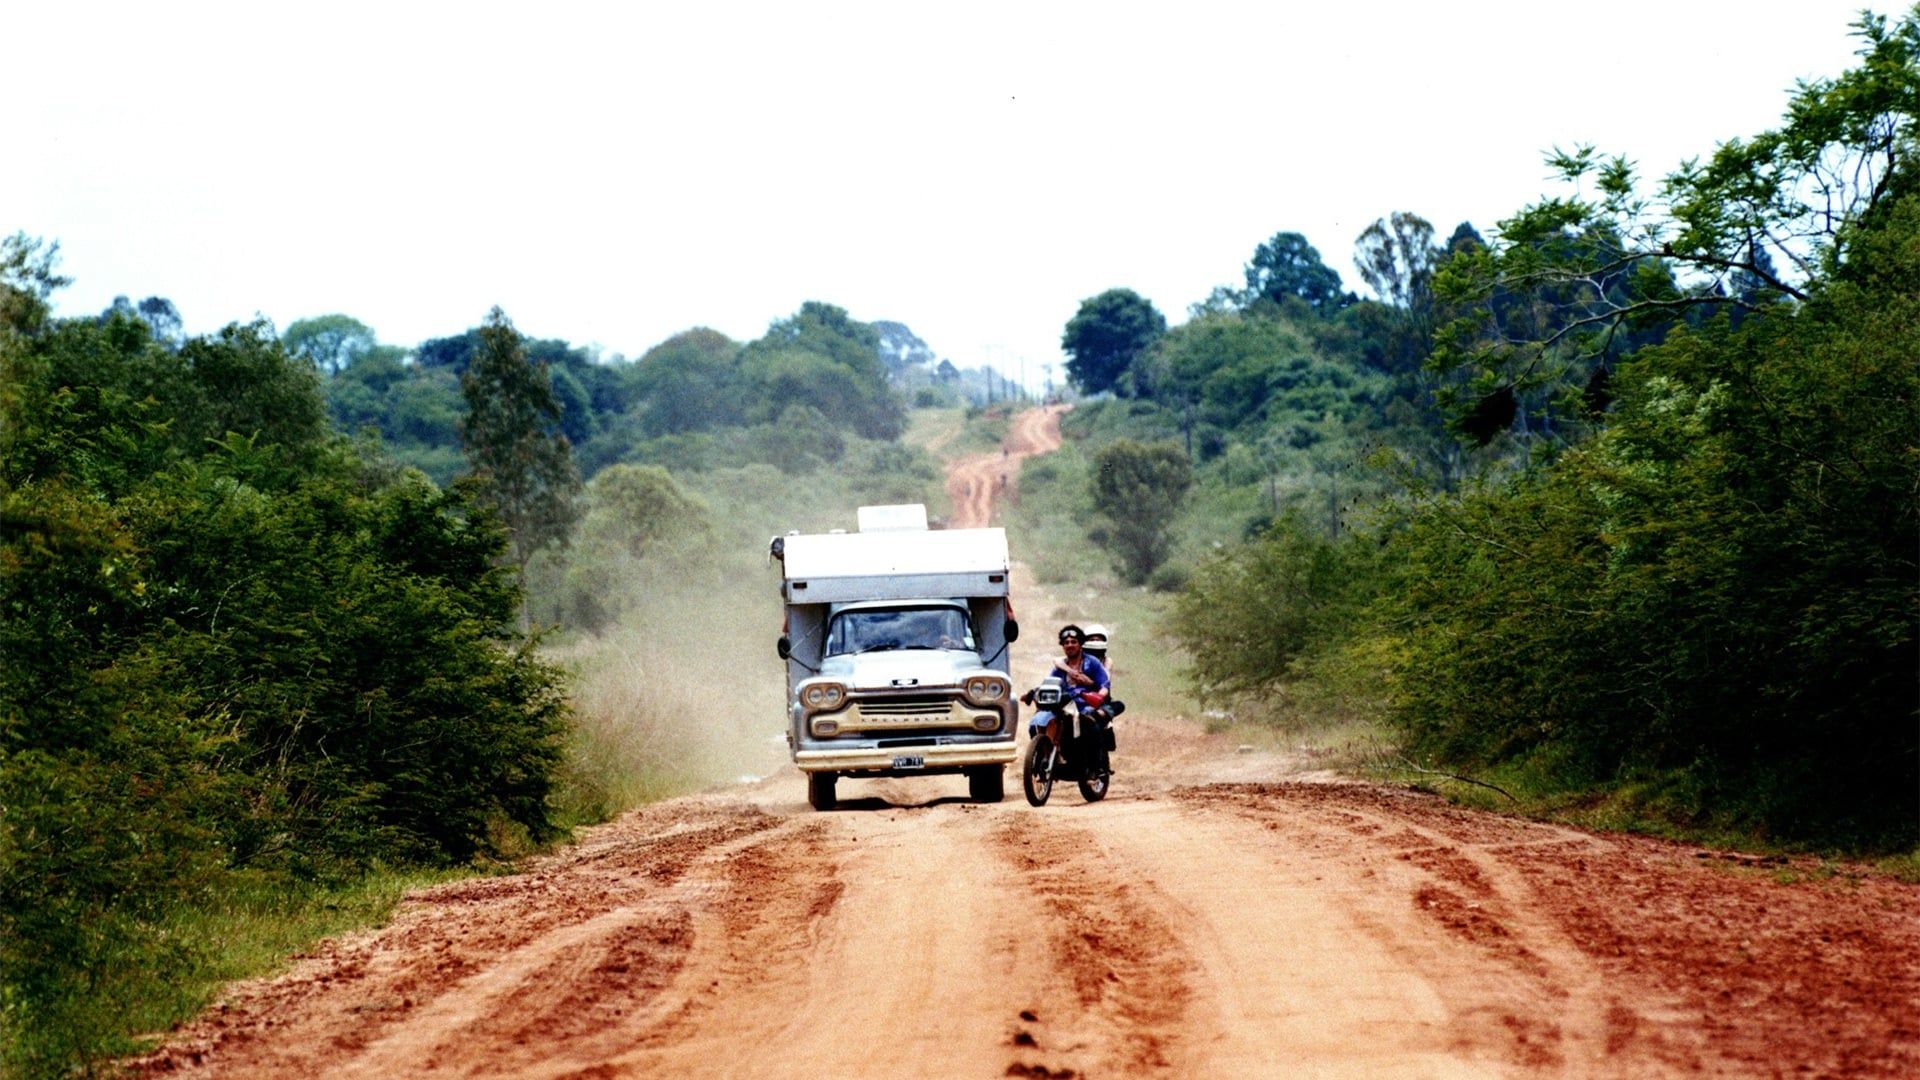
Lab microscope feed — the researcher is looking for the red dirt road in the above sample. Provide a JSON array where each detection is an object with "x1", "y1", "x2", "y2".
[
  {"x1": 133, "y1": 407, "x2": 1920, "y2": 1079},
  {"x1": 129, "y1": 754, "x2": 1920, "y2": 1078},
  {"x1": 943, "y1": 404, "x2": 1065, "y2": 528}
]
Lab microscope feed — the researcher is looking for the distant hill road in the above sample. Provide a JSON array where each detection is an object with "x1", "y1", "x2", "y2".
[{"x1": 943, "y1": 404, "x2": 1065, "y2": 528}]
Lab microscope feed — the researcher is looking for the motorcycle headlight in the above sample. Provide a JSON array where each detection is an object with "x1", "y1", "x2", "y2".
[
  {"x1": 802, "y1": 682, "x2": 846, "y2": 712},
  {"x1": 964, "y1": 676, "x2": 1010, "y2": 707}
]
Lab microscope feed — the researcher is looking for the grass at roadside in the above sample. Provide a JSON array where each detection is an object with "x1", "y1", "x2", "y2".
[
  {"x1": 1346, "y1": 753, "x2": 1920, "y2": 873},
  {"x1": 17, "y1": 866, "x2": 458, "y2": 1077}
]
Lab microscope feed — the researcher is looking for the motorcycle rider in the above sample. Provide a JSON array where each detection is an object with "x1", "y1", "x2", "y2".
[{"x1": 1022, "y1": 624, "x2": 1111, "y2": 746}]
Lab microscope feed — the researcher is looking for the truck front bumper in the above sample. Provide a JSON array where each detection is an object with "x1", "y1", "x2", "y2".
[{"x1": 794, "y1": 740, "x2": 1017, "y2": 774}]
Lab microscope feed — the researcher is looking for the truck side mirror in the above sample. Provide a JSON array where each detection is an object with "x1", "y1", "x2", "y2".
[
  {"x1": 1004, "y1": 619, "x2": 1020, "y2": 643},
  {"x1": 777, "y1": 636, "x2": 792, "y2": 660}
]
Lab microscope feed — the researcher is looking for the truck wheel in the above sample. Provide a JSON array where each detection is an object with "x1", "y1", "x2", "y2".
[
  {"x1": 807, "y1": 771, "x2": 838, "y2": 811},
  {"x1": 968, "y1": 766, "x2": 1005, "y2": 804}
]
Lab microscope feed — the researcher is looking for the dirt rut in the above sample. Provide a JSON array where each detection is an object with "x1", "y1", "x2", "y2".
[{"x1": 132, "y1": 765, "x2": 1920, "y2": 1079}]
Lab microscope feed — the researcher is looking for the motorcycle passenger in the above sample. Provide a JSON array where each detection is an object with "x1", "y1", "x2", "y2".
[
  {"x1": 1081, "y1": 623, "x2": 1111, "y2": 673},
  {"x1": 1077, "y1": 623, "x2": 1120, "y2": 775},
  {"x1": 1022, "y1": 624, "x2": 1111, "y2": 745}
]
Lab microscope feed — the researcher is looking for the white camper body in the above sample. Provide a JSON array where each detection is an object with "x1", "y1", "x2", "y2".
[{"x1": 771, "y1": 504, "x2": 1020, "y2": 810}]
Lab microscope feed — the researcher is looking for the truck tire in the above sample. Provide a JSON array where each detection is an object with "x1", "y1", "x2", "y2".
[
  {"x1": 808, "y1": 771, "x2": 838, "y2": 811},
  {"x1": 968, "y1": 766, "x2": 1005, "y2": 804}
]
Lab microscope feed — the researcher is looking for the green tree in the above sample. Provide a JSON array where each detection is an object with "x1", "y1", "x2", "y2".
[
  {"x1": 1431, "y1": 10, "x2": 1919, "y2": 436},
  {"x1": 1352, "y1": 211, "x2": 1444, "y2": 379},
  {"x1": 873, "y1": 319, "x2": 936, "y2": 377},
  {"x1": 739, "y1": 302, "x2": 904, "y2": 439},
  {"x1": 1061, "y1": 288, "x2": 1166, "y2": 396},
  {"x1": 1379, "y1": 136, "x2": 1920, "y2": 844},
  {"x1": 0, "y1": 232, "x2": 68, "y2": 339},
  {"x1": 1091, "y1": 439, "x2": 1192, "y2": 584},
  {"x1": 630, "y1": 328, "x2": 743, "y2": 436},
  {"x1": 1151, "y1": 311, "x2": 1381, "y2": 437},
  {"x1": 176, "y1": 321, "x2": 330, "y2": 458},
  {"x1": 1168, "y1": 515, "x2": 1373, "y2": 706},
  {"x1": 283, "y1": 313, "x2": 376, "y2": 375},
  {"x1": 544, "y1": 463, "x2": 714, "y2": 629},
  {"x1": 98, "y1": 295, "x2": 184, "y2": 349},
  {"x1": 459, "y1": 307, "x2": 582, "y2": 577},
  {"x1": 5, "y1": 316, "x2": 326, "y2": 496},
  {"x1": 1245, "y1": 231, "x2": 1352, "y2": 314},
  {"x1": 2, "y1": 291, "x2": 575, "y2": 1072}
]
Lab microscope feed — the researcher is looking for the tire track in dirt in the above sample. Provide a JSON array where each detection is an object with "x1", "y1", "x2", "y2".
[
  {"x1": 1201, "y1": 784, "x2": 1683, "y2": 1074},
  {"x1": 1081, "y1": 794, "x2": 1508, "y2": 1078},
  {"x1": 988, "y1": 815, "x2": 1195, "y2": 1077},
  {"x1": 1176, "y1": 782, "x2": 1920, "y2": 1077},
  {"x1": 435, "y1": 819, "x2": 847, "y2": 1080},
  {"x1": 581, "y1": 801, "x2": 1051, "y2": 1079},
  {"x1": 130, "y1": 802, "x2": 787, "y2": 1078}
]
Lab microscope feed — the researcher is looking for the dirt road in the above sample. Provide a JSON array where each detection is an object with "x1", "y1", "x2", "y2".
[
  {"x1": 944, "y1": 404, "x2": 1065, "y2": 528},
  {"x1": 135, "y1": 407, "x2": 1920, "y2": 1079}
]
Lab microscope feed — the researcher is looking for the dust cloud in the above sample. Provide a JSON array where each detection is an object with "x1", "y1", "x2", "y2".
[{"x1": 539, "y1": 525, "x2": 791, "y2": 815}]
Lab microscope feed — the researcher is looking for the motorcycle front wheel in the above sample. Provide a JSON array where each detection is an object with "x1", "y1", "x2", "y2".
[{"x1": 1023, "y1": 735, "x2": 1055, "y2": 807}]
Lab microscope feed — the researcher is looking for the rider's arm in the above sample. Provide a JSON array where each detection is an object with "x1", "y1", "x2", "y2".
[{"x1": 1084, "y1": 655, "x2": 1111, "y2": 694}]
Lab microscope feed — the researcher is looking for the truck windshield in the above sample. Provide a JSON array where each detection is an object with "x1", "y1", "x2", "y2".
[{"x1": 825, "y1": 606, "x2": 975, "y2": 656}]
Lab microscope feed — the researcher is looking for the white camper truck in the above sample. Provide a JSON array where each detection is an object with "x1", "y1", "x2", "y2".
[{"x1": 770, "y1": 504, "x2": 1021, "y2": 810}]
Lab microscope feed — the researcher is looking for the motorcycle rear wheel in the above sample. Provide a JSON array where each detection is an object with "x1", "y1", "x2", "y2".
[
  {"x1": 1077, "y1": 767, "x2": 1109, "y2": 803},
  {"x1": 1022, "y1": 735, "x2": 1055, "y2": 807}
]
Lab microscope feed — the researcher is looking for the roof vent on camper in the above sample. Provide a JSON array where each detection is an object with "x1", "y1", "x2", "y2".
[{"x1": 857, "y1": 504, "x2": 929, "y2": 532}]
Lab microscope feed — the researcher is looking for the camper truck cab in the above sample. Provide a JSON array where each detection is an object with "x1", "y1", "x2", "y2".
[{"x1": 771, "y1": 504, "x2": 1020, "y2": 810}]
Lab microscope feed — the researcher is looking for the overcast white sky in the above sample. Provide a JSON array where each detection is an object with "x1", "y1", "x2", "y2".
[{"x1": 8, "y1": 1, "x2": 1897, "y2": 390}]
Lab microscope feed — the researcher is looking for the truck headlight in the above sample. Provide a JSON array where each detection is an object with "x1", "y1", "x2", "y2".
[
  {"x1": 802, "y1": 682, "x2": 846, "y2": 711},
  {"x1": 963, "y1": 676, "x2": 1010, "y2": 707}
]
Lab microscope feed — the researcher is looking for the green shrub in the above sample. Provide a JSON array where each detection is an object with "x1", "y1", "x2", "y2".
[
  {"x1": 1166, "y1": 515, "x2": 1376, "y2": 706},
  {"x1": 1, "y1": 316, "x2": 573, "y2": 1076},
  {"x1": 1375, "y1": 196, "x2": 1920, "y2": 845}
]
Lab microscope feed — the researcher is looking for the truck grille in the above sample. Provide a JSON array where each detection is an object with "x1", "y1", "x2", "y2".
[
  {"x1": 812, "y1": 694, "x2": 998, "y2": 736},
  {"x1": 856, "y1": 695, "x2": 954, "y2": 719}
]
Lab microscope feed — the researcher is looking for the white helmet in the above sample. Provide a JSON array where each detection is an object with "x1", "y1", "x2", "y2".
[{"x1": 1081, "y1": 623, "x2": 1110, "y2": 653}]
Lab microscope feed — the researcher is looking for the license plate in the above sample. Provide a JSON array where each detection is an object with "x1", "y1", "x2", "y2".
[{"x1": 891, "y1": 755, "x2": 925, "y2": 769}]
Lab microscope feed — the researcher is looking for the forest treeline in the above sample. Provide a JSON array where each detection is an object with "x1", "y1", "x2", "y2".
[
  {"x1": 1037, "y1": 12, "x2": 1915, "y2": 850},
  {"x1": 2, "y1": 9, "x2": 1915, "y2": 1078}
]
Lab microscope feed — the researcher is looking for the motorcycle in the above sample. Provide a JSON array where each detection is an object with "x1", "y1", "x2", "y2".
[{"x1": 1021, "y1": 676, "x2": 1124, "y2": 806}]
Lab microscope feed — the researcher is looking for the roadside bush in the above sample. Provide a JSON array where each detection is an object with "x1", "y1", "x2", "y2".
[
  {"x1": 1166, "y1": 515, "x2": 1376, "y2": 708},
  {"x1": 1, "y1": 316, "x2": 572, "y2": 1075},
  {"x1": 1376, "y1": 195, "x2": 1920, "y2": 845}
]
